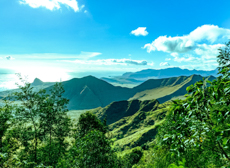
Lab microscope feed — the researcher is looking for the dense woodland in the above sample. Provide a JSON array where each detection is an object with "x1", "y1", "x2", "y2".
[{"x1": 1, "y1": 42, "x2": 230, "y2": 167}]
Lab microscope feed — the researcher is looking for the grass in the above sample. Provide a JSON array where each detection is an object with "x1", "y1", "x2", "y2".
[{"x1": 92, "y1": 99, "x2": 172, "y2": 152}]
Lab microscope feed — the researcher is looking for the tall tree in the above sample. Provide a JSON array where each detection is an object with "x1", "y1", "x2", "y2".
[
  {"x1": 12, "y1": 76, "x2": 72, "y2": 167},
  {"x1": 58, "y1": 112, "x2": 119, "y2": 168},
  {"x1": 38, "y1": 83, "x2": 72, "y2": 166},
  {"x1": 152, "y1": 42, "x2": 230, "y2": 167}
]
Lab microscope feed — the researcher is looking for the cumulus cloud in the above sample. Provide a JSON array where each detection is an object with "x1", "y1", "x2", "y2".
[
  {"x1": 160, "y1": 62, "x2": 170, "y2": 66},
  {"x1": 62, "y1": 58, "x2": 149, "y2": 66},
  {"x1": 5, "y1": 56, "x2": 14, "y2": 60},
  {"x1": 143, "y1": 25, "x2": 230, "y2": 54},
  {"x1": 143, "y1": 25, "x2": 230, "y2": 69},
  {"x1": 144, "y1": 36, "x2": 195, "y2": 53},
  {"x1": 19, "y1": 0, "x2": 80, "y2": 12},
  {"x1": 131, "y1": 27, "x2": 148, "y2": 36},
  {"x1": 189, "y1": 25, "x2": 230, "y2": 43}
]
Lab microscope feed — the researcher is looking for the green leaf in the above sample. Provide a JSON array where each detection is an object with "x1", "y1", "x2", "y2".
[{"x1": 223, "y1": 138, "x2": 229, "y2": 145}]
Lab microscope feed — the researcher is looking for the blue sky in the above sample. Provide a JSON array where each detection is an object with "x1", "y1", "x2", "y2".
[{"x1": 1, "y1": 0, "x2": 230, "y2": 84}]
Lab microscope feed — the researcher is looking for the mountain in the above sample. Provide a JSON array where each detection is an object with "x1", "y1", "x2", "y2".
[
  {"x1": 31, "y1": 78, "x2": 55, "y2": 89},
  {"x1": 45, "y1": 75, "x2": 135, "y2": 110},
  {"x1": 92, "y1": 99, "x2": 171, "y2": 150},
  {"x1": 122, "y1": 67, "x2": 218, "y2": 79},
  {"x1": 130, "y1": 75, "x2": 216, "y2": 103},
  {"x1": 102, "y1": 67, "x2": 218, "y2": 87},
  {"x1": 0, "y1": 74, "x2": 217, "y2": 110},
  {"x1": 32, "y1": 78, "x2": 44, "y2": 86},
  {"x1": 49, "y1": 74, "x2": 211, "y2": 110}
]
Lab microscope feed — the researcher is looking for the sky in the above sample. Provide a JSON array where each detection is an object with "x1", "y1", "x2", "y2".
[{"x1": 1, "y1": 0, "x2": 230, "y2": 89}]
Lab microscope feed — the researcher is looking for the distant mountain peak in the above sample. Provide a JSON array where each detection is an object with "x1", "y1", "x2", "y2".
[
  {"x1": 83, "y1": 75, "x2": 98, "y2": 80},
  {"x1": 32, "y1": 78, "x2": 43, "y2": 86}
]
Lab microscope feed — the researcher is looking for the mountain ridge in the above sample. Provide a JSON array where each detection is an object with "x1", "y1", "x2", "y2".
[
  {"x1": 0, "y1": 74, "x2": 217, "y2": 110},
  {"x1": 101, "y1": 67, "x2": 218, "y2": 86}
]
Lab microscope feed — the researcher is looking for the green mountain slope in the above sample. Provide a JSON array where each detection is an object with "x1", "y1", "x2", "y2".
[
  {"x1": 1, "y1": 74, "x2": 216, "y2": 110},
  {"x1": 130, "y1": 75, "x2": 216, "y2": 103},
  {"x1": 46, "y1": 75, "x2": 135, "y2": 110},
  {"x1": 122, "y1": 67, "x2": 218, "y2": 79},
  {"x1": 92, "y1": 99, "x2": 171, "y2": 150}
]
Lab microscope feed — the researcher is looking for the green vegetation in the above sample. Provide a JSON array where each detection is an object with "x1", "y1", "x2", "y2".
[
  {"x1": 1, "y1": 42, "x2": 230, "y2": 167},
  {"x1": 92, "y1": 99, "x2": 170, "y2": 153},
  {"x1": 145, "y1": 42, "x2": 230, "y2": 168},
  {"x1": 0, "y1": 78, "x2": 142, "y2": 167}
]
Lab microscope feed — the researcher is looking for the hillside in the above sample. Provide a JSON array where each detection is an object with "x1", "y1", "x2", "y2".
[
  {"x1": 122, "y1": 67, "x2": 218, "y2": 79},
  {"x1": 0, "y1": 74, "x2": 216, "y2": 110},
  {"x1": 92, "y1": 99, "x2": 171, "y2": 150},
  {"x1": 129, "y1": 75, "x2": 216, "y2": 103},
  {"x1": 101, "y1": 67, "x2": 218, "y2": 88},
  {"x1": 45, "y1": 75, "x2": 135, "y2": 110}
]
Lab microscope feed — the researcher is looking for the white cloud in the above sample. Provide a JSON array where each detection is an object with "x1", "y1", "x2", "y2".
[
  {"x1": 160, "y1": 62, "x2": 170, "y2": 66},
  {"x1": 194, "y1": 43, "x2": 225, "y2": 59},
  {"x1": 84, "y1": 10, "x2": 87, "y2": 13},
  {"x1": 19, "y1": 0, "x2": 80, "y2": 12},
  {"x1": 62, "y1": 58, "x2": 150, "y2": 66},
  {"x1": 112, "y1": 59, "x2": 148, "y2": 65},
  {"x1": 165, "y1": 58, "x2": 171, "y2": 61},
  {"x1": 143, "y1": 24, "x2": 230, "y2": 68},
  {"x1": 5, "y1": 56, "x2": 14, "y2": 60},
  {"x1": 144, "y1": 36, "x2": 195, "y2": 53},
  {"x1": 143, "y1": 25, "x2": 230, "y2": 54},
  {"x1": 173, "y1": 54, "x2": 201, "y2": 63},
  {"x1": 189, "y1": 25, "x2": 230, "y2": 43},
  {"x1": 131, "y1": 27, "x2": 148, "y2": 36},
  {"x1": 170, "y1": 53, "x2": 178, "y2": 57}
]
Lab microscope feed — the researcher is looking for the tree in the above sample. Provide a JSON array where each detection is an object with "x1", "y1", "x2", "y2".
[
  {"x1": 0, "y1": 102, "x2": 15, "y2": 167},
  {"x1": 12, "y1": 76, "x2": 72, "y2": 167},
  {"x1": 217, "y1": 41, "x2": 230, "y2": 73},
  {"x1": 76, "y1": 111, "x2": 108, "y2": 138},
  {"x1": 38, "y1": 83, "x2": 72, "y2": 166},
  {"x1": 58, "y1": 112, "x2": 119, "y2": 168},
  {"x1": 152, "y1": 42, "x2": 230, "y2": 167}
]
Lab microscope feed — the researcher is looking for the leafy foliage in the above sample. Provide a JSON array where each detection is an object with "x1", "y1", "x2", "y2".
[
  {"x1": 58, "y1": 112, "x2": 121, "y2": 168},
  {"x1": 1, "y1": 77, "x2": 72, "y2": 167},
  {"x1": 151, "y1": 42, "x2": 230, "y2": 167}
]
